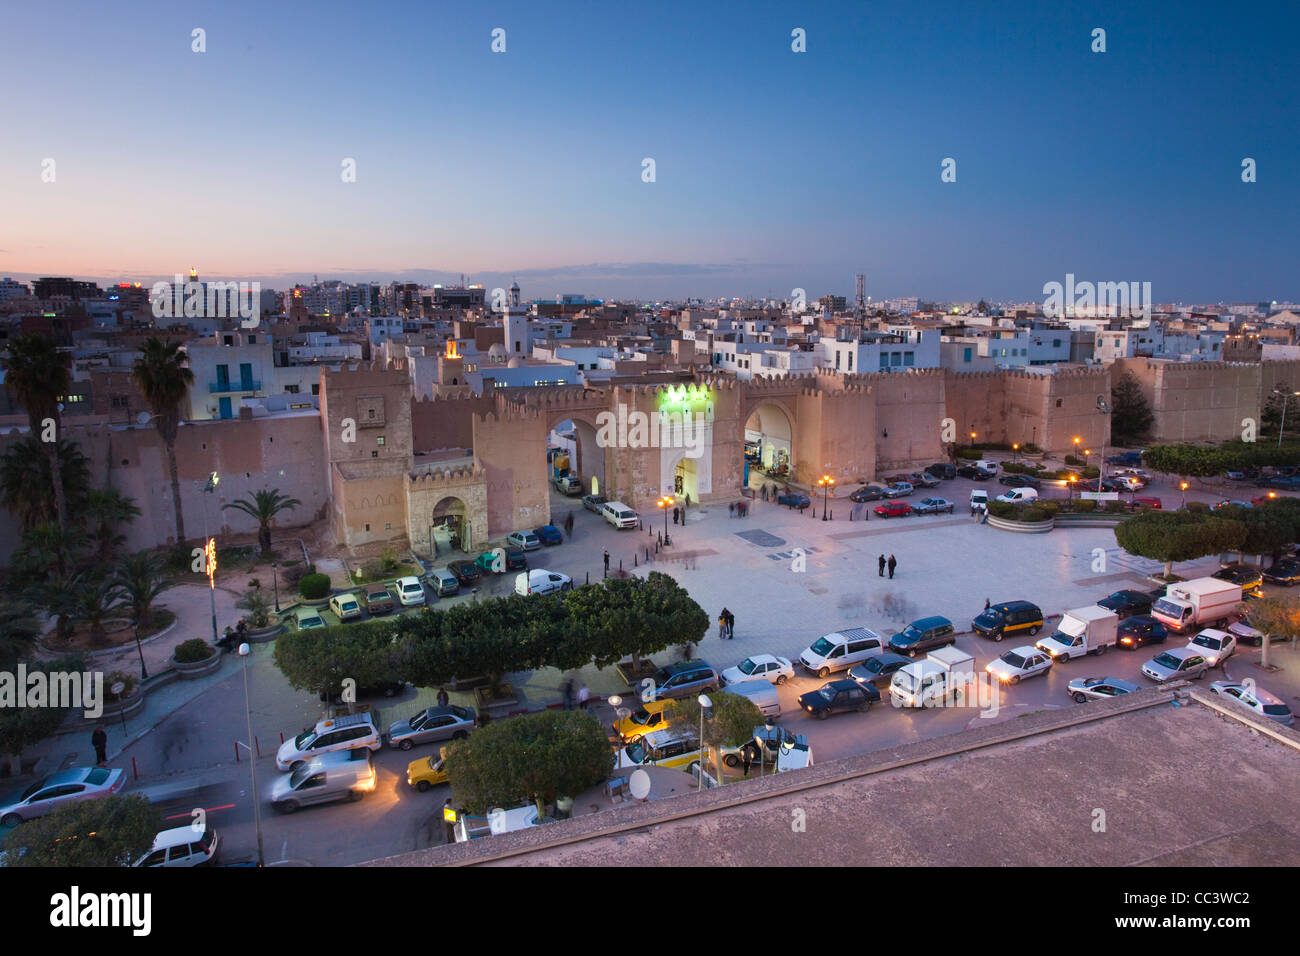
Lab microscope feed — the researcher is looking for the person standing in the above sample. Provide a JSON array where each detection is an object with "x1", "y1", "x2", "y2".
[
  {"x1": 984, "y1": 598, "x2": 991, "y2": 611},
  {"x1": 718, "y1": 609, "x2": 730, "y2": 640},
  {"x1": 725, "y1": 609, "x2": 735, "y2": 639},
  {"x1": 878, "y1": 554, "x2": 886, "y2": 577},
  {"x1": 888, "y1": 554, "x2": 897, "y2": 579},
  {"x1": 564, "y1": 512, "x2": 574, "y2": 537},
  {"x1": 673, "y1": 506, "x2": 681, "y2": 525},
  {"x1": 729, "y1": 502, "x2": 735, "y2": 518},
  {"x1": 741, "y1": 742, "x2": 754, "y2": 777},
  {"x1": 603, "y1": 549, "x2": 610, "y2": 573},
  {"x1": 562, "y1": 678, "x2": 574, "y2": 710},
  {"x1": 91, "y1": 724, "x2": 108, "y2": 766},
  {"x1": 436, "y1": 687, "x2": 450, "y2": 708},
  {"x1": 577, "y1": 685, "x2": 591, "y2": 710},
  {"x1": 684, "y1": 492, "x2": 691, "y2": 509}
]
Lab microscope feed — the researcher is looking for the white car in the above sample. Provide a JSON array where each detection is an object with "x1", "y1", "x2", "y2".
[
  {"x1": 995, "y1": 488, "x2": 1039, "y2": 505},
  {"x1": 515, "y1": 568, "x2": 572, "y2": 596},
  {"x1": 328, "y1": 592, "x2": 363, "y2": 621},
  {"x1": 1187, "y1": 628, "x2": 1237, "y2": 668},
  {"x1": 721, "y1": 654, "x2": 794, "y2": 687},
  {"x1": 1227, "y1": 617, "x2": 1264, "y2": 646},
  {"x1": 1209, "y1": 681, "x2": 1294, "y2": 726},
  {"x1": 134, "y1": 824, "x2": 221, "y2": 867},
  {"x1": 395, "y1": 576, "x2": 426, "y2": 607},
  {"x1": 985, "y1": 646, "x2": 1053, "y2": 684}
]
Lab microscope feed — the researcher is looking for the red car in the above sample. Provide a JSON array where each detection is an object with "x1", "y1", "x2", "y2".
[
  {"x1": 1129, "y1": 497, "x2": 1162, "y2": 510},
  {"x1": 874, "y1": 501, "x2": 912, "y2": 518}
]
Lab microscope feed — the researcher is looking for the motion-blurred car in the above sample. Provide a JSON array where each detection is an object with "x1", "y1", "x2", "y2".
[
  {"x1": 913, "y1": 497, "x2": 954, "y2": 515},
  {"x1": 957, "y1": 465, "x2": 994, "y2": 480},
  {"x1": 998, "y1": 474, "x2": 1042, "y2": 489},
  {"x1": 0, "y1": 767, "x2": 126, "y2": 825},
  {"x1": 778, "y1": 491, "x2": 811, "y2": 509},
  {"x1": 874, "y1": 501, "x2": 912, "y2": 518},
  {"x1": 1066, "y1": 676, "x2": 1139, "y2": 703},
  {"x1": 1117, "y1": 615, "x2": 1168, "y2": 650}
]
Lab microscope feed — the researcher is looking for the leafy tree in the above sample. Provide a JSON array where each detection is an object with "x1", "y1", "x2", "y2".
[
  {"x1": 110, "y1": 550, "x2": 169, "y2": 630},
  {"x1": 131, "y1": 338, "x2": 195, "y2": 545},
  {"x1": 1236, "y1": 509, "x2": 1294, "y2": 557},
  {"x1": 0, "y1": 654, "x2": 87, "y2": 761},
  {"x1": 0, "y1": 438, "x2": 91, "y2": 534},
  {"x1": 1110, "y1": 371, "x2": 1154, "y2": 445},
  {"x1": 0, "y1": 598, "x2": 42, "y2": 669},
  {"x1": 84, "y1": 488, "x2": 142, "y2": 564},
  {"x1": 9, "y1": 521, "x2": 90, "y2": 585},
  {"x1": 222, "y1": 487, "x2": 302, "y2": 555},
  {"x1": 273, "y1": 620, "x2": 404, "y2": 698},
  {"x1": 1261, "y1": 386, "x2": 1300, "y2": 436},
  {"x1": 442, "y1": 709, "x2": 612, "y2": 817},
  {"x1": 668, "y1": 691, "x2": 765, "y2": 787},
  {"x1": 1114, "y1": 511, "x2": 1247, "y2": 578},
  {"x1": 235, "y1": 586, "x2": 272, "y2": 628},
  {"x1": 562, "y1": 573, "x2": 708, "y2": 671},
  {"x1": 2, "y1": 793, "x2": 157, "y2": 867},
  {"x1": 0, "y1": 333, "x2": 72, "y2": 532},
  {"x1": 1240, "y1": 596, "x2": 1300, "y2": 669}
]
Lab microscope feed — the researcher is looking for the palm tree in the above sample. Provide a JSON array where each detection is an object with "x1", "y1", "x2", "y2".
[
  {"x1": 85, "y1": 488, "x2": 142, "y2": 564},
  {"x1": 0, "y1": 598, "x2": 42, "y2": 668},
  {"x1": 111, "y1": 550, "x2": 169, "y2": 631},
  {"x1": 222, "y1": 488, "x2": 302, "y2": 555},
  {"x1": 69, "y1": 577, "x2": 124, "y2": 646},
  {"x1": 0, "y1": 334, "x2": 72, "y2": 532},
  {"x1": 10, "y1": 521, "x2": 90, "y2": 584},
  {"x1": 131, "y1": 338, "x2": 195, "y2": 545},
  {"x1": 0, "y1": 436, "x2": 91, "y2": 531}
]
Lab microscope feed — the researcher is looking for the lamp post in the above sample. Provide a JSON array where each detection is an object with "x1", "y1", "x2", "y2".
[
  {"x1": 1031, "y1": 425, "x2": 1037, "y2": 450},
  {"x1": 203, "y1": 472, "x2": 220, "y2": 646},
  {"x1": 1012, "y1": 442, "x2": 1019, "y2": 464},
  {"x1": 1097, "y1": 398, "x2": 1112, "y2": 494},
  {"x1": 697, "y1": 693, "x2": 712, "y2": 792},
  {"x1": 131, "y1": 617, "x2": 147, "y2": 681},
  {"x1": 818, "y1": 474, "x2": 834, "y2": 521},
  {"x1": 657, "y1": 495, "x2": 672, "y2": 546},
  {"x1": 1276, "y1": 388, "x2": 1300, "y2": 447},
  {"x1": 237, "y1": 643, "x2": 266, "y2": 867},
  {"x1": 1068, "y1": 474, "x2": 1077, "y2": 502},
  {"x1": 1180, "y1": 480, "x2": 1189, "y2": 509}
]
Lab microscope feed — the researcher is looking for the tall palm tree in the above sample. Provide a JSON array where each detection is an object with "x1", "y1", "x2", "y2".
[
  {"x1": 111, "y1": 550, "x2": 169, "y2": 631},
  {"x1": 69, "y1": 576, "x2": 124, "y2": 646},
  {"x1": 131, "y1": 338, "x2": 195, "y2": 545},
  {"x1": 0, "y1": 438, "x2": 91, "y2": 533},
  {"x1": 10, "y1": 521, "x2": 90, "y2": 584},
  {"x1": 222, "y1": 487, "x2": 302, "y2": 555},
  {"x1": 85, "y1": 488, "x2": 142, "y2": 564},
  {"x1": 0, "y1": 334, "x2": 72, "y2": 532}
]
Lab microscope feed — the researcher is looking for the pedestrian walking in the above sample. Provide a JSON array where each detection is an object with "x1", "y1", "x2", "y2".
[
  {"x1": 741, "y1": 743, "x2": 754, "y2": 777},
  {"x1": 436, "y1": 687, "x2": 450, "y2": 708},
  {"x1": 729, "y1": 502, "x2": 735, "y2": 518},
  {"x1": 673, "y1": 506, "x2": 681, "y2": 525},
  {"x1": 91, "y1": 724, "x2": 108, "y2": 765},
  {"x1": 725, "y1": 609, "x2": 735, "y2": 639},
  {"x1": 577, "y1": 685, "x2": 591, "y2": 710},
  {"x1": 888, "y1": 554, "x2": 897, "y2": 579},
  {"x1": 564, "y1": 512, "x2": 574, "y2": 537},
  {"x1": 984, "y1": 598, "x2": 991, "y2": 611},
  {"x1": 562, "y1": 678, "x2": 574, "y2": 710},
  {"x1": 684, "y1": 492, "x2": 691, "y2": 509},
  {"x1": 443, "y1": 798, "x2": 456, "y2": 844},
  {"x1": 603, "y1": 549, "x2": 610, "y2": 572},
  {"x1": 878, "y1": 554, "x2": 886, "y2": 577}
]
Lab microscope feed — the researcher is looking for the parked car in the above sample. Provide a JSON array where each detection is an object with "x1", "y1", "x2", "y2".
[
  {"x1": 874, "y1": 501, "x2": 912, "y2": 518},
  {"x1": 601, "y1": 501, "x2": 640, "y2": 528},
  {"x1": 615, "y1": 729, "x2": 702, "y2": 770},
  {"x1": 907, "y1": 472, "x2": 941, "y2": 488},
  {"x1": 849, "y1": 484, "x2": 887, "y2": 502},
  {"x1": 406, "y1": 750, "x2": 450, "y2": 792},
  {"x1": 650, "y1": 660, "x2": 719, "y2": 700},
  {"x1": 1129, "y1": 496, "x2": 1162, "y2": 510},
  {"x1": 328, "y1": 592, "x2": 363, "y2": 621},
  {"x1": 1187, "y1": 628, "x2": 1237, "y2": 668},
  {"x1": 427, "y1": 568, "x2": 458, "y2": 597},
  {"x1": 387, "y1": 705, "x2": 477, "y2": 750},
  {"x1": 847, "y1": 651, "x2": 912, "y2": 689},
  {"x1": 1208, "y1": 681, "x2": 1294, "y2": 726},
  {"x1": 721, "y1": 654, "x2": 794, "y2": 686},
  {"x1": 1140, "y1": 647, "x2": 1209, "y2": 682},
  {"x1": 1096, "y1": 589, "x2": 1154, "y2": 619},
  {"x1": 888, "y1": 616, "x2": 957, "y2": 658},
  {"x1": 925, "y1": 463, "x2": 957, "y2": 480},
  {"x1": 611, "y1": 700, "x2": 678, "y2": 743},
  {"x1": 364, "y1": 587, "x2": 396, "y2": 615},
  {"x1": 885, "y1": 481, "x2": 914, "y2": 498},
  {"x1": 798, "y1": 679, "x2": 880, "y2": 719},
  {"x1": 1212, "y1": 564, "x2": 1263, "y2": 593},
  {"x1": 970, "y1": 490, "x2": 989, "y2": 514},
  {"x1": 777, "y1": 491, "x2": 811, "y2": 509},
  {"x1": 1066, "y1": 676, "x2": 1139, "y2": 703},
  {"x1": 798, "y1": 627, "x2": 890, "y2": 677},
  {"x1": 721, "y1": 725, "x2": 807, "y2": 768},
  {"x1": 998, "y1": 474, "x2": 1041, "y2": 489},
  {"x1": 0, "y1": 767, "x2": 125, "y2": 825},
  {"x1": 985, "y1": 646, "x2": 1053, "y2": 685},
  {"x1": 507, "y1": 530, "x2": 541, "y2": 551},
  {"x1": 1262, "y1": 558, "x2": 1300, "y2": 586},
  {"x1": 913, "y1": 497, "x2": 954, "y2": 515},
  {"x1": 996, "y1": 488, "x2": 1038, "y2": 505},
  {"x1": 971, "y1": 600, "x2": 1044, "y2": 642},
  {"x1": 276, "y1": 712, "x2": 383, "y2": 771},
  {"x1": 958, "y1": 465, "x2": 994, "y2": 480},
  {"x1": 1106, "y1": 451, "x2": 1143, "y2": 466},
  {"x1": 295, "y1": 607, "x2": 327, "y2": 630},
  {"x1": 582, "y1": 493, "x2": 608, "y2": 513},
  {"x1": 447, "y1": 560, "x2": 481, "y2": 586},
  {"x1": 1097, "y1": 477, "x2": 1131, "y2": 494},
  {"x1": 1117, "y1": 615, "x2": 1168, "y2": 649},
  {"x1": 396, "y1": 575, "x2": 429, "y2": 605},
  {"x1": 134, "y1": 823, "x2": 221, "y2": 867},
  {"x1": 514, "y1": 568, "x2": 572, "y2": 596},
  {"x1": 534, "y1": 525, "x2": 563, "y2": 546}
]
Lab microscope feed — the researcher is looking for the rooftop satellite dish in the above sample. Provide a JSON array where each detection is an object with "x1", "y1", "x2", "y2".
[
  {"x1": 136, "y1": 411, "x2": 152, "y2": 425},
  {"x1": 629, "y1": 769, "x2": 651, "y2": 801}
]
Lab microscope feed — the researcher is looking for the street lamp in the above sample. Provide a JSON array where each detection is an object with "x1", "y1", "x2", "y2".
[
  {"x1": 1012, "y1": 442, "x2": 1020, "y2": 464},
  {"x1": 1275, "y1": 388, "x2": 1300, "y2": 448},
  {"x1": 1068, "y1": 474, "x2": 1077, "y2": 502},
  {"x1": 271, "y1": 561, "x2": 280, "y2": 612},
  {"x1": 131, "y1": 617, "x2": 147, "y2": 681},
  {"x1": 657, "y1": 495, "x2": 673, "y2": 546},
  {"x1": 1180, "y1": 480, "x2": 1189, "y2": 509},
  {"x1": 697, "y1": 693, "x2": 712, "y2": 792},
  {"x1": 818, "y1": 475, "x2": 835, "y2": 521},
  {"x1": 202, "y1": 472, "x2": 220, "y2": 647},
  {"x1": 238, "y1": 642, "x2": 265, "y2": 867}
]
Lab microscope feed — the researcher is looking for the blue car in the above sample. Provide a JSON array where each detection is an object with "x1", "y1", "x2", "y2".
[
  {"x1": 777, "y1": 492, "x2": 811, "y2": 510},
  {"x1": 534, "y1": 525, "x2": 563, "y2": 546}
]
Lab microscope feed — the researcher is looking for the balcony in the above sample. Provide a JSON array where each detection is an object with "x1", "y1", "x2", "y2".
[{"x1": 209, "y1": 380, "x2": 261, "y2": 393}]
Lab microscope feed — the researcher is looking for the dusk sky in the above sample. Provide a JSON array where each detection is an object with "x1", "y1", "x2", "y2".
[{"x1": 2, "y1": 0, "x2": 1297, "y2": 302}]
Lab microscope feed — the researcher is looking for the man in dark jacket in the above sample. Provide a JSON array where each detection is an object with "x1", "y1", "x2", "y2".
[
  {"x1": 888, "y1": 554, "x2": 897, "y2": 579},
  {"x1": 878, "y1": 554, "x2": 886, "y2": 577}
]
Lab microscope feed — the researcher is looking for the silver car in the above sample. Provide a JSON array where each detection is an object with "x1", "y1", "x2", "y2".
[
  {"x1": 1209, "y1": 681, "x2": 1295, "y2": 726},
  {"x1": 0, "y1": 766, "x2": 125, "y2": 825},
  {"x1": 1141, "y1": 647, "x2": 1209, "y2": 683},
  {"x1": 387, "y1": 705, "x2": 477, "y2": 750},
  {"x1": 1066, "y1": 676, "x2": 1139, "y2": 703}
]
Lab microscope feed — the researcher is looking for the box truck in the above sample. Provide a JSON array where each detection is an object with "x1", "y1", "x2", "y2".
[
  {"x1": 889, "y1": 646, "x2": 976, "y2": 709},
  {"x1": 1151, "y1": 578, "x2": 1242, "y2": 632},
  {"x1": 1035, "y1": 606, "x2": 1119, "y2": 661}
]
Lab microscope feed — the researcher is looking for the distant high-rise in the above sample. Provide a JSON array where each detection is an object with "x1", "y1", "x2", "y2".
[{"x1": 855, "y1": 274, "x2": 866, "y2": 316}]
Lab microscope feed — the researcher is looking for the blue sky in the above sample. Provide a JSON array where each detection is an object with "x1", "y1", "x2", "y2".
[{"x1": 2, "y1": 0, "x2": 1296, "y2": 302}]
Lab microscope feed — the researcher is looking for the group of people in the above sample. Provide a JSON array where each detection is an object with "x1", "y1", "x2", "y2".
[
  {"x1": 757, "y1": 484, "x2": 790, "y2": 502},
  {"x1": 877, "y1": 554, "x2": 898, "y2": 579},
  {"x1": 561, "y1": 678, "x2": 592, "y2": 710},
  {"x1": 717, "y1": 607, "x2": 736, "y2": 639},
  {"x1": 728, "y1": 501, "x2": 750, "y2": 518}
]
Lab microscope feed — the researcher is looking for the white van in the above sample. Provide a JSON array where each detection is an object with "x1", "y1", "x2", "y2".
[
  {"x1": 515, "y1": 568, "x2": 572, "y2": 596},
  {"x1": 723, "y1": 680, "x2": 781, "y2": 719},
  {"x1": 601, "y1": 501, "x2": 639, "y2": 529},
  {"x1": 996, "y1": 488, "x2": 1039, "y2": 505},
  {"x1": 276, "y1": 711, "x2": 383, "y2": 771},
  {"x1": 974, "y1": 459, "x2": 1000, "y2": 474},
  {"x1": 970, "y1": 489, "x2": 989, "y2": 514},
  {"x1": 133, "y1": 824, "x2": 221, "y2": 867},
  {"x1": 797, "y1": 627, "x2": 888, "y2": 678}
]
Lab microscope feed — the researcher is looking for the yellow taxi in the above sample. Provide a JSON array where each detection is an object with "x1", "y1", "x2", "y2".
[
  {"x1": 406, "y1": 750, "x2": 449, "y2": 792},
  {"x1": 611, "y1": 699, "x2": 678, "y2": 743}
]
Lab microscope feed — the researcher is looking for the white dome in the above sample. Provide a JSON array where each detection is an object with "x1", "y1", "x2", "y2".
[{"x1": 507, "y1": 356, "x2": 523, "y2": 369}]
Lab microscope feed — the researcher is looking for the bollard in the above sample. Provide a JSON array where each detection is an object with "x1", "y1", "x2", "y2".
[
  {"x1": 255, "y1": 736, "x2": 261, "y2": 758},
  {"x1": 645, "y1": 547, "x2": 650, "y2": 561},
  {"x1": 235, "y1": 741, "x2": 241, "y2": 763},
  {"x1": 634, "y1": 554, "x2": 638, "y2": 567},
  {"x1": 280, "y1": 731, "x2": 284, "y2": 744},
  {"x1": 655, "y1": 541, "x2": 660, "y2": 553},
  {"x1": 585, "y1": 571, "x2": 589, "y2": 585},
  {"x1": 619, "y1": 560, "x2": 623, "y2": 571},
  {"x1": 131, "y1": 755, "x2": 139, "y2": 780}
]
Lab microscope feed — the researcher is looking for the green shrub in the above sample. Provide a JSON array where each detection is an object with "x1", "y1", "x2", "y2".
[
  {"x1": 1103, "y1": 500, "x2": 1128, "y2": 514},
  {"x1": 1073, "y1": 499, "x2": 1097, "y2": 513},
  {"x1": 1037, "y1": 500, "x2": 1060, "y2": 516},
  {"x1": 957, "y1": 448, "x2": 982, "y2": 460},
  {"x1": 1065, "y1": 454, "x2": 1082, "y2": 466},
  {"x1": 1001, "y1": 462, "x2": 1029, "y2": 474},
  {"x1": 987, "y1": 501, "x2": 1016, "y2": 518},
  {"x1": 236, "y1": 587, "x2": 272, "y2": 627},
  {"x1": 105, "y1": 670, "x2": 138, "y2": 700},
  {"x1": 1022, "y1": 443, "x2": 1042, "y2": 454},
  {"x1": 298, "y1": 573, "x2": 331, "y2": 600},
  {"x1": 1019, "y1": 507, "x2": 1048, "y2": 522},
  {"x1": 174, "y1": 638, "x2": 214, "y2": 663},
  {"x1": 1187, "y1": 501, "x2": 1211, "y2": 514}
]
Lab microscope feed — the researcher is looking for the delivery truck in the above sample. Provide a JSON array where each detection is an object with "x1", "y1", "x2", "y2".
[
  {"x1": 1035, "y1": 606, "x2": 1119, "y2": 661},
  {"x1": 1151, "y1": 578, "x2": 1242, "y2": 633},
  {"x1": 889, "y1": 645, "x2": 975, "y2": 709}
]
